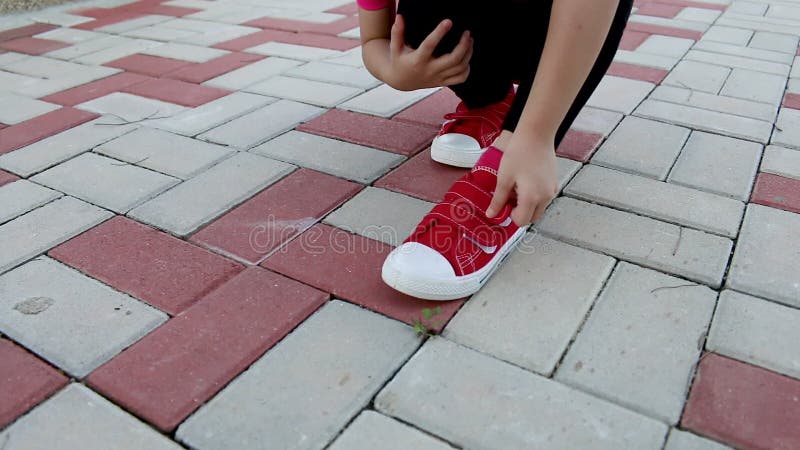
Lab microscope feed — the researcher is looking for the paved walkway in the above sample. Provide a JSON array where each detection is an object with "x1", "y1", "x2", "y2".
[{"x1": 0, "y1": 0, "x2": 799, "y2": 448}]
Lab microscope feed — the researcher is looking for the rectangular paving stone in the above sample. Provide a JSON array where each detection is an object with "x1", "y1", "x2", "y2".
[
  {"x1": 592, "y1": 115, "x2": 690, "y2": 180},
  {"x1": 251, "y1": 130, "x2": 404, "y2": 183},
  {"x1": 121, "y1": 78, "x2": 230, "y2": 107},
  {"x1": 374, "y1": 148, "x2": 469, "y2": 203},
  {"x1": 635, "y1": 99, "x2": 773, "y2": 143},
  {"x1": 750, "y1": 172, "x2": 800, "y2": 214},
  {"x1": 694, "y1": 40, "x2": 795, "y2": 64},
  {"x1": 40, "y1": 72, "x2": 150, "y2": 107},
  {"x1": 176, "y1": 300, "x2": 420, "y2": 450},
  {"x1": 130, "y1": 152, "x2": 294, "y2": 236},
  {"x1": 0, "y1": 107, "x2": 99, "y2": 155},
  {"x1": 708, "y1": 290, "x2": 800, "y2": 379},
  {"x1": 701, "y1": 25, "x2": 753, "y2": 46},
  {"x1": 329, "y1": 411, "x2": 456, "y2": 450},
  {"x1": 246, "y1": 41, "x2": 343, "y2": 60},
  {"x1": 772, "y1": 107, "x2": 800, "y2": 149},
  {"x1": 32, "y1": 152, "x2": 179, "y2": 213},
  {"x1": 566, "y1": 165, "x2": 744, "y2": 237},
  {"x1": 538, "y1": 197, "x2": 732, "y2": 287},
  {"x1": 636, "y1": 35, "x2": 695, "y2": 58},
  {"x1": 444, "y1": 234, "x2": 614, "y2": 376},
  {"x1": 286, "y1": 61, "x2": 380, "y2": 89},
  {"x1": 141, "y1": 42, "x2": 229, "y2": 62},
  {"x1": 720, "y1": 68, "x2": 787, "y2": 105},
  {"x1": 323, "y1": 186, "x2": 433, "y2": 246},
  {"x1": 682, "y1": 353, "x2": 800, "y2": 450},
  {"x1": 394, "y1": 88, "x2": 460, "y2": 128},
  {"x1": 339, "y1": 84, "x2": 438, "y2": 118},
  {"x1": 0, "y1": 180, "x2": 60, "y2": 224},
  {"x1": 78, "y1": 92, "x2": 187, "y2": 123},
  {"x1": 663, "y1": 60, "x2": 731, "y2": 93},
  {"x1": 191, "y1": 168, "x2": 361, "y2": 263},
  {"x1": 571, "y1": 105, "x2": 624, "y2": 136},
  {"x1": 614, "y1": 49, "x2": 679, "y2": 70},
  {"x1": 0, "y1": 257, "x2": 166, "y2": 378},
  {"x1": 586, "y1": 75, "x2": 654, "y2": 113},
  {"x1": 685, "y1": 49, "x2": 790, "y2": 76},
  {"x1": 376, "y1": 338, "x2": 667, "y2": 450},
  {"x1": 556, "y1": 262, "x2": 716, "y2": 424},
  {"x1": 0, "y1": 92, "x2": 59, "y2": 124},
  {"x1": 727, "y1": 204, "x2": 800, "y2": 307},
  {"x1": 245, "y1": 75, "x2": 361, "y2": 107},
  {"x1": 202, "y1": 56, "x2": 301, "y2": 90},
  {"x1": 650, "y1": 85, "x2": 777, "y2": 122},
  {"x1": 668, "y1": 131, "x2": 763, "y2": 201},
  {"x1": 760, "y1": 145, "x2": 800, "y2": 180},
  {"x1": 0, "y1": 196, "x2": 112, "y2": 275},
  {"x1": 50, "y1": 216, "x2": 243, "y2": 315},
  {"x1": 198, "y1": 99, "x2": 323, "y2": 149},
  {"x1": 87, "y1": 267, "x2": 327, "y2": 432},
  {"x1": 149, "y1": 91, "x2": 274, "y2": 137},
  {"x1": 0, "y1": 384, "x2": 182, "y2": 450},
  {"x1": 0, "y1": 169, "x2": 19, "y2": 187},
  {"x1": 0, "y1": 338, "x2": 68, "y2": 429},
  {"x1": 96, "y1": 127, "x2": 233, "y2": 179},
  {"x1": 73, "y1": 38, "x2": 163, "y2": 65},
  {"x1": 163, "y1": 51, "x2": 264, "y2": 84},
  {"x1": 664, "y1": 429, "x2": 733, "y2": 450},
  {"x1": 105, "y1": 53, "x2": 192, "y2": 77},
  {"x1": 44, "y1": 35, "x2": 127, "y2": 60}
]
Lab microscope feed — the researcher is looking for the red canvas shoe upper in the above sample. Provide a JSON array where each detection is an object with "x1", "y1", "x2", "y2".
[
  {"x1": 438, "y1": 87, "x2": 515, "y2": 148},
  {"x1": 404, "y1": 146, "x2": 520, "y2": 276}
]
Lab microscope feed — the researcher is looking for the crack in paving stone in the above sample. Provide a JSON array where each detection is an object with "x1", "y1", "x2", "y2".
[{"x1": 649, "y1": 283, "x2": 699, "y2": 295}]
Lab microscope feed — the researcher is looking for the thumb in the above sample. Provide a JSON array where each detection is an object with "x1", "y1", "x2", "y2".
[
  {"x1": 486, "y1": 178, "x2": 513, "y2": 218},
  {"x1": 390, "y1": 14, "x2": 405, "y2": 55}
]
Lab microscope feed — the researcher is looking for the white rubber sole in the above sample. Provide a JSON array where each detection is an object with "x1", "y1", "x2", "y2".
[
  {"x1": 430, "y1": 136, "x2": 485, "y2": 168},
  {"x1": 381, "y1": 227, "x2": 528, "y2": 301}
]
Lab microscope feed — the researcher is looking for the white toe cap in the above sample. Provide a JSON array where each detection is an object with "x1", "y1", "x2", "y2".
[
  {"x1": 384, "y1": 242, "x2": 456, "y2": 281},
  {"x1": 435, "y1": 133, "x2": 481, "y2": 152}
]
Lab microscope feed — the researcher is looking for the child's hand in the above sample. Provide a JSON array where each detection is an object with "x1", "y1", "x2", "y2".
[
  {"x1": 486, "y1": 132, "x2": 559, "y2": 226},
  {"x1": 386, "y1": 15, "x2": 473, "y2": 91}
]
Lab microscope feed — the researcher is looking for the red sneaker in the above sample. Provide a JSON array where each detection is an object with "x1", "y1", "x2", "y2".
[
  {"x1": 382, "y1": 146, "x2": 526, "y2": 300},
  {"x1": 430, "y1": 87, "x2": 514, "y2": 168}
]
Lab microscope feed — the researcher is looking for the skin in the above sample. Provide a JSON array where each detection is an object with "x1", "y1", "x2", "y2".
[{"x1": 360, "y1": 0, "x2": 619, "y2": 226}]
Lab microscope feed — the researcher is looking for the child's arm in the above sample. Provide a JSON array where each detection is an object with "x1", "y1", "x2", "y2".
[
  {"x1": 487, "y1": 0, "x2": 621, "y2": 226},
  {"x1": 359, "y1": 7, "x2": 473, "y2": 91}
]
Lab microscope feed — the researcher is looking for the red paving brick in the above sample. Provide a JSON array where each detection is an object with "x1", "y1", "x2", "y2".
[
  {"x1": 0, "y1": 37, "x2": 69, "y2": 55},
  {"x1": 244, "y1": 15, "x2": 360, "y2": 36},
  {"x1": 87, "y1": 267, "x2": 327, "y2": 432},
  {"x1": 636, "y1": 2, "x2": 684, "y2": 18},
  {"x1": 750, "y1": 173, "x2": 800, "y2": 214},
  {"x1": 0, "y1": 23, "x2": 57, "y2": 42},
  {"x1": 164, "y1": 52, "x2": 264, "y2": 83},
  {"x1": 682, "y1": 353, "x2": 800, "y2": 450},
  {"x1": 262, "y1": 223, "x2": 464, "y2": 329},
  {"x1": 49, "y1": 216, "x2": 244, "y2": 315},
  {"x1": 214, "y1": 28, "x2": 359, "y2": 52},
  {"x1": 297, "y1": 109, "x2": 437, "y2": 156},
  {"x1": 0, "y1": 107, "x2": 98, "y2": 155},
  {"x1": 783, "y1": 93, "x2": 800, "y2": 110},
  {"x1": 73, "y1": 12, "x2": 148, "y2": 31},
  {"x1": 105, "y1": 54, "x2": 193, "y2": 77},
  {"x1": 0, "y1": 169, "x2": 19, "y2": 187},
  {"x1": 607, "y1": 61, "x2": 669, "y2": 83},
  {"x1": 191, "y1": 169, "x2": 362, "y2": 264},
  {"x1": 394, "y1": 88, "x2": 460, "y2": 128},
  {"x1": 619, "y1": 30, "x2": 651, "y2": 51},
  {"x1": 556, "y1": 129, "x2": 605, "y2": 162},
  {"x1": 122, "y1": 78, "x2": 231, "y2": 107},
  {"x1": 374, "y1": 148, "x2": 468, "y2": 203},
  {"x1": 626, "y1": 22, "x2": 702, "y2": 40},
  {"x1": 0, "y1": 338, "x2": 68, "y2": 429},
  {"x1": 40, "y1": 72, "x2": 151, "y2": 106}
]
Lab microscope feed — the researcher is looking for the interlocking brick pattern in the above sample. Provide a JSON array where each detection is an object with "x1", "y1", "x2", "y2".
[{"x1": 1, "y1": 0, "x2": 799, "y2": 448}]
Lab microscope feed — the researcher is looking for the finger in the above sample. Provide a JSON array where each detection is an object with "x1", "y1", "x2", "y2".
[
  {"x1": 531, "y1": 202, "x2": 548, "y2": 224},
  {"x1": 436, "y1": 30, "x2": 471, "y2": 69},
  {"x1": 486, "y1": 177, "x2": 512, "y2": 218},
  {"x1": 418, "y1": 19, "x2": 452, "y2": 56},
  {"x1": 390, "y1": 14, "x2": 405, "y2": 56},
  {"x1": 441, "y1": 68, "x2": 470, "y2": 86},
  {"x1": 511, "y1": 197, "x2": 537, "y2": 227},
  {"x1": 440, "y1": 61, "x2": 469, "y2": 79}
]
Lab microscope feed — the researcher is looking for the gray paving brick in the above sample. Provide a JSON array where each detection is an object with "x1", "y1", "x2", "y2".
[
  {"x1": 637, "y1": 35, "x2": 695, "y2": 58},
  {"x1": 286, "y1": 61, "x2": 381, "y2": 89},
  {"x1": 323, "y1": 187, "x2": 433, "y2": 246},
  {"x1": 444, "y1": 234, "x2": 614, "y2": 376},
  {"x1": 720, "y1": 68, "x2": 786, "y2": 105},
  {"x1": 663, "y1": 60, "x2": 731, "y2": 94},
  {"x1": 708, "y1": 290, "x2": 800, "y2": 379},
  {"x1": 96, "y1": 127, "x2": 233, "y2": 179},
  {"x1": 628, "y1": 14, "x2": 708, "y2": 32},
  {"x1": 0, "y1": 118, "x2": 137, "y2": 177},
  {"x1": 32, "y1": 153, "x2": 179, "y2": 213},
  {"x1": 614, "y1": 49, "x2": 679, "y2": 70},
  {"x1": 96, "y1": 14, "x2": 171, "y2": 33},
  {"x1": 727, "y1": 204, "x2": 800, "y2": 307},
  {"x1": 0, "y1": 384, "x2": 182, "y2": 450},
  {"x1": 749, "y1": 31, "x2": 799, "y2": 54},
  {"x1": 340, "y1": 84, "x2": 438, "y2": 118},
  {"x1": 586, "y1": 75, "x2": 654, "y2": 114},
  {"x1": 0, "y1": 92, "x2": 59, "y2": 125},
  {"x1": 694, "y1": 40, "x2": 795, "y2": 65},
  {"x1": 727, "y1": 2, "x2": 767, "y2": 16},
  {"x1": 245, "y1": 75, "x2": 362, "y2": 107},
  {"x1": 592, "y1": 115, "x2": 690, "y2": 180},
  {"x1": 0, "y1": 196, "x2": 112, "y2": 275},
  {"x1": 566, "y1": 165, "x2": 744, "y2": 237},
  {"x1": 668, "y1": 131, "x2": 763, "y2": 201},
  {"x1": 129, "y1": 152, "x2": 293, "y2": 236},
  {"x1": 329, "y1": 411, "x2": 456, "y2": 450},
  {"x1": 572, "y1": 106, "x2": 624, "y2": 136},
  {"x1": 246, "y1": 42, "x2": 343, "y2": 60},
  {"x1": 45, "y1": 35, "x2": 129, "y2": 61},
  {"x1": 772, "y1": 107, "x2": 800, "y2": 150},
  {"x1": 556, "y1": 262, "x2": 716, "y2": 424},
  {"x1": 0, "y1": 180, "x2": 60, "y2": 225},
  {"x1": 664, "y1": 429, "x2": 733, "y2": 450},
  {"x1": 177, "y1": 300, "x2": 419, "y2": 450},
  {"x1": 251, "y1": 130, "x2": 403, "y2": 184},
  {"x1": 72, "y1": 38, "x2": 163, "y2": 65},
  {"x1": 635, "y1": 99, "x2": 773, "y2": 143},
  {"x1": 203, "y1": 56, "x2": 302, "y2": 90},
  {"x1": 685, "y1": 49, "x2": 790, "y2": 76},
  {"x1": 650, "y1": 85, "x2": 777, "y2": 122},
  {"x1": 701, "y1": 25, "x2": 753, "y2": 46},
  {"x1": 198, "y1": 99, "x2": 323, "y2": 149},
  {"x1": 376, "y1": 338, "x2": 667, "y2": 450},
  {"x1": 760, "y1": 145, "x2": 800, "y2": 179},
  {"x1": 0, "y1": 257, "x2": 166, "y2": 377},
  {"x1": 78, "y1": 92, "x2": 187, "y2": 123},
  {"x1": 538, "y1": 197, "x2": 732, "y2": 287},
  {"x1": 792, "y1": 56, "x2": 799, "y2": 78},
  {"x1": 149, "y1": 92, "x2": 275, "y2": 137},
  {"x1": 141, "y1": 42, "x2": 229, "y2": 62},
  {"x1": 3, "y1": 56, "x2": 121, "y2": 88},
  {"x1": 122, "y1": 24, "x2": 198, "y2": 42},
  {"x1": 556, "y1": 157, "x2": 581, "y2": 190}
]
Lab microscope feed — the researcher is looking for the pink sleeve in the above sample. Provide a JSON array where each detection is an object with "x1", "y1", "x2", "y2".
[{"x1": 356, "y1": 0, "x2": 393, "y2": 10}]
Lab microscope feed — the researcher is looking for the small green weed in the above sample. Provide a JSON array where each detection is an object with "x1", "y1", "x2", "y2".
[{"x1": 412, "y1": 307, "x2": 443, "y2": 337}]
